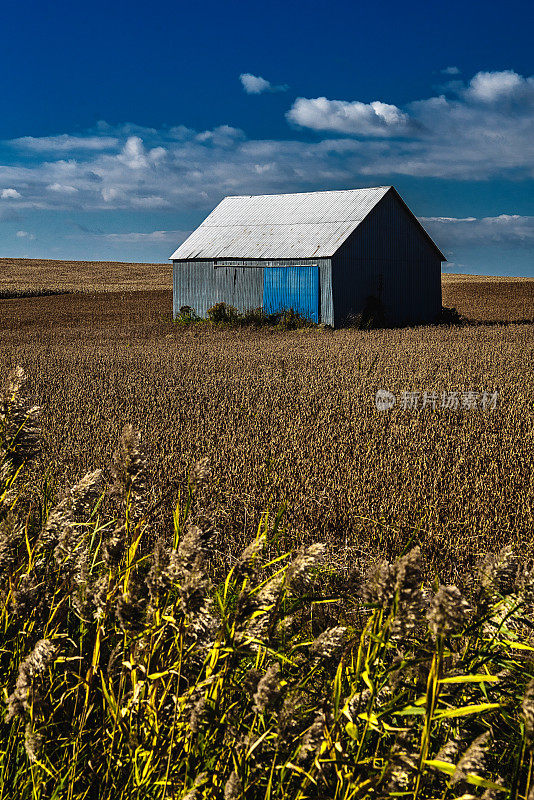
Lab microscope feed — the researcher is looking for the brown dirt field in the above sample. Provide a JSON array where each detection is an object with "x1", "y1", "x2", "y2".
[
  {"x1": 442, "y1": 273, "x2": 532, "y2": 282},
  {"x1": 441, "y1": 275, "x2": 534, "y2": 322},
  {"x1": 0, "y1": 257, "x2": 172, "y2": 292},
  {"x1": 1, "y1": 281, "x2": 531, "y2": 339},
  {"x1": 0, "y1": 290, "x2": 173, "y2": 337},
  {"x1": 1, "y1": 257, "x2": 533, "y2": 322}
]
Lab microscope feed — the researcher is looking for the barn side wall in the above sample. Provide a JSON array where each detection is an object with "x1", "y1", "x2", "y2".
[
  {"x1": 331, "y1": 192, "x2": 443, "y2": 326},
  {"x1": 173, "y1": 258, "x2": 333, "y2": 325}
]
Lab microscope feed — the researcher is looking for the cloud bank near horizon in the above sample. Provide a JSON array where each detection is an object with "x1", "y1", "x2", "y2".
[
  {"x1": 86, "y1": 213, "x2": 534, "y2": 256},
  {"x1": 0, "y1": 69, "x2": 533, "y2": 267}
]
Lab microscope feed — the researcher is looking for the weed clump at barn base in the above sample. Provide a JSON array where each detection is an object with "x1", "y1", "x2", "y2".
[
  {"x1": 173, "y1": 301, "x2": 317, "y2": 329},
  {"x1": 1, "y1": 367, "x2": 534, "y2": 799}
]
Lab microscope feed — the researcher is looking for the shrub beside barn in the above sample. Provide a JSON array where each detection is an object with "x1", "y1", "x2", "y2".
[{"x1": 170, "y1": 187, "x2": 445, "y2": 327}]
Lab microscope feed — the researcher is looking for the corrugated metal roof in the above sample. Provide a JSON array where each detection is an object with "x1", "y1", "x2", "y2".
[{"x1": 170, "y1": 187, "x2": 393, "y2": 260}]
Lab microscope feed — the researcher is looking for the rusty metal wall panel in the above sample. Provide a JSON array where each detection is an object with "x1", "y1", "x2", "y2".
[
  {"x1": 173, "y1": 258, "x2": 333, "y2": 325},
  {"x1": 332, "y1": 191, "x2": 442, "y2": 326}
]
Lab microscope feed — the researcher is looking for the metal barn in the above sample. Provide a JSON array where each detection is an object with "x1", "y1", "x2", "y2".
[{"x1": 170, "y1": 187, "x2": 445, "y2": 327}]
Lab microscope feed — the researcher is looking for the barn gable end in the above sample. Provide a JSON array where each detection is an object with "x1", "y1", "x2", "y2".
[{"x1": 331, "y1": 188, "x2": 443, "y2": 326}]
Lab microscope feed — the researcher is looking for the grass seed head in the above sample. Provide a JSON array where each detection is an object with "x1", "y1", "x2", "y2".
[
  {"x1": 6, "y1": 639, "x2": 57, "y2": 721},
  {"x1": 428, "y1": 585, "x2": 472, "y2": 637},
  {"x1": 187, "y1": 597, "x2": 219, "y2": 651},
  {"x1": 0, "y1": 366, "x2": 41, "y2": 469},
  {"x1": 189, "y1": 456, "x2": 211, "y2": 488},
  {"x1": 179, "y1": 569, "x2": 210, "y2": 615},
  {"x1": 41, "y1": 497, "x2": 71, "y2": 549},
  {"x1": 435, "y1": 738, "x2": 459, "y2": 764},
  {"x1": 522, "y1": 678, "x2": 534, "y2": 744},
  {"x1": 116, "y1": 583, "x2": 147, "y2": 633},
  {"x1": 345, "y1": 688, "x2": 372, "y2": 721},
  {"x1": 239, "y1": 573, "x2": 285, "y2": 646},
  {"x1": 451, "y1": 732, "x2": 490, "y2": 787},
  {"x1": 0, "y1": 511, "x2": 24, "y2": 577},
  {"x1": 310, "y1": 626, "x2": 347, "y2": 660},
  {"x1": 252, "y1": 662, "x2": 281, "y2": 713},
  {"x1": 68, "y1": 468, "x2": 103, "y2": 515},
  {"x1": 297, "y1": 710, "x2": 326, "y2": 763},
  {"x1": 11, "y1": 572, "x2": 44, "y2": 618},
  {"x1": 393, "y1": 547, "x2": 423, "y2": 605},
  {"x1": 363, "y1": 559, "x2": 396, "y2": 606},
  {"x1": 24, "y1": 722, "x2": 43, "y2": 763},
  {"x1": 286, "y1": 542, "x2": 326, "y2": 592},
  {"x1": 188, "y1": 695, "x2": 207, "y2": 734},
  {"x1": 235, "y1": 535, "x2": 266, "y2": 579},
  {"x1": 87, "y1": 574, "x2": 109, "y2": 621},
  {"x1": 181, "y1": 772, "x2": 208, "y2": 800},
  {"x1": 368, "y1": 548, "x2": 426, "y2": 636},
  {"x1": 479, "y1": 546, "x2": 520, "y2": 597},
  {"x1": 111, "y1": 424, "x2": 148, "y2": 505},
  {"x1": 224, "y1": 771, "x2": 242, "y2": 800},
  {"x1": 177, "y1": 524, "x2": 209, "y2": 572},
  {"x1": 102, "y1": 523, "x2": 127, "y2": 569}
]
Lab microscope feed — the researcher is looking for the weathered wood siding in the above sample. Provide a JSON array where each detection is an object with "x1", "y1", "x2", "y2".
[
  {"x1": 173, "y1": 258, "x2": 333, "y2": 325},
  {"x1": 331, "y1": 191, "x2": 442, "y2": 326}
]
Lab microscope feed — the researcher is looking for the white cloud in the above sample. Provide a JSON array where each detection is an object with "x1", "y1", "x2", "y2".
[
  {"x1": 441, "y1": 66, "x2": 460, "y2": 76},
  {"x1": 47, "y1": 182, "x2": 78, "y2": 193},
  {"x1": 130, "y1": 196, "x2": 170, "y2": 208},
  {"x1": 1, "y1": 188, "x2": 22, "y2": 199},
  {"x1": 16, "y1": 230, "x2": 35, "y2": 239},
  {"x1": 102, "y1": 229, "x2": 189, "y2": 243},
  {"x1": 239, "y1": 73, "x2": 288, "y2": 94},
  {"x1": 287, "y1": 97, "x2": 412, "y2": 136},
  {"x1": 465, "y1": 69, "x2": 530, "y2": 102},
  {"x1": 115, "y1": 136, "x2": 168, "y2": 170},
  {"x1": 420, "y1": 214, "x2": 534, "y2": 246},
  {"x1": 240, "y1": 73, "x2": 270, "y2": 94},
  {"x1": 101, "y1": 187, "x2": 123, "y2": 203},
  {"x1": 195, "y1": 125, "x2": 245, "y2": 147},
  {"x1": 8, "y1": 134, "x2": 118, "y2": 152},
  {"x1": 118, "y1": 136, "x2": 149, "y2": 169}
]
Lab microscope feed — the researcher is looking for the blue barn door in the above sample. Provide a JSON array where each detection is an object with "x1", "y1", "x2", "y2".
[{"x1": 263, "y1": 266, "x2": 319, "y2": 322}]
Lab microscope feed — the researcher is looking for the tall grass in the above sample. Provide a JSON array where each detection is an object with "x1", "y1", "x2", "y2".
[{"x1": 1, "y1": 367, "x2": 533, "y2": 799}]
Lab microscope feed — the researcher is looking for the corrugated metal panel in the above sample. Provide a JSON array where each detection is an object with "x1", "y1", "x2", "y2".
[
  {"x1": 263, "y1": 266, "x2": 319, "y2": 322},
  {"x1": 170, "y1": 187, "x2": 392, "y2": 260},
  {"x1": 331, "y1": 190, "x2": 442, "y2": 326},
  {"x1": 195, "y1": 188, "x2": 391, "y2": 225},
  {"x1": 173, "y1": 258, "x2": 334, "y2": 325}
]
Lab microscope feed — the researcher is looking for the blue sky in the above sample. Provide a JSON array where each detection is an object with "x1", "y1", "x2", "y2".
[{"x1": 1, "y1": 0, "x2": 533, "y2": 276}]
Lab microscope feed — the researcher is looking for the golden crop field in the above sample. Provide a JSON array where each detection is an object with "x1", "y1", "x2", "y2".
[
  {"x1": 1, "y1": 273, "x2": 532, "y2": 581},
  {"x1": 1, "y1": 265, "x2": 534, "y2": 798},
  {"x1": 0, "y1": 256, "x2": 172, "y2": 293}
]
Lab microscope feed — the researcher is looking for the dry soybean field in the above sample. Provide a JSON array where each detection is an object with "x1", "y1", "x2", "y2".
[{"x1": 1, "y1": 266, "x2": 533, "y2": 581}]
